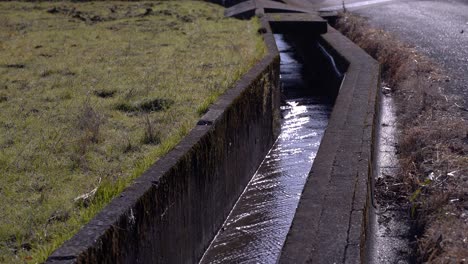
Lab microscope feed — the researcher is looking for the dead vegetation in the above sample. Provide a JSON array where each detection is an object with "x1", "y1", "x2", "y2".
[{"x1": 336, "y1": 13, "x2": 468, "y2": 263}]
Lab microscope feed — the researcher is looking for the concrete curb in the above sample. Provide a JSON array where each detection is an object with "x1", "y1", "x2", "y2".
[
  {"x1": 279, "y1": 25, "x2": 381, "y2": 263},
  {"x1": 46, "y1": 15, "x2": 281, "y2": 264},
  {"x1": 224, "y1": 0, "x2": 312, "y2": 18}
]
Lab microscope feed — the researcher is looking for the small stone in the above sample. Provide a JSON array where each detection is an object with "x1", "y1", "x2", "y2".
[{"x1": 382, "y1": 86, "x2": 392, "y2": 95}]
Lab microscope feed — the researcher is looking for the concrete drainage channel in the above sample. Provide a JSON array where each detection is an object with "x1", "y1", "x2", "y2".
[
  {"x1": 199, "y1": 33, "x2": 339, "y2": 263},
  {"x1": 46, "y1": 2, "x2": 380, "y2": 263}
]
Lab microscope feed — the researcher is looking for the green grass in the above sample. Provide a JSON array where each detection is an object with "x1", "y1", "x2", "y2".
[{"x1": 0, "y1": 1, "x2": 266, "y2": 262}]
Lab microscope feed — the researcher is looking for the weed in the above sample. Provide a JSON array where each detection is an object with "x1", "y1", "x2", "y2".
[
  {"x1": 197, "y1": 92, "x2": 221, "y2": 116},
  {"x1": 77, "y1": 96, "x2": 104, "y2": 144},
  {"x1": 142, "y1": 113, "x2": 161, "y2": 145}
]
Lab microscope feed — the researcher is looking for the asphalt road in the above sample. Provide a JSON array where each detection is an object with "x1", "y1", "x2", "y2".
[
  {"x1": 314, "y1": 0, "x2": 468, "y2": 108},
  {"x1": 352, "y1": 0, "x2": 468, "y2": 107}
]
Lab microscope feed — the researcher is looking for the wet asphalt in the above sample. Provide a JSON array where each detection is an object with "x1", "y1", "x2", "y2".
[{"x1": 352, "y1": 0, "x2": 468, "y2": 107}]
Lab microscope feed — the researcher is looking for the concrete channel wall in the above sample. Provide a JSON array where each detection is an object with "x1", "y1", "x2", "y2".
[
  {"x1": 46, "y1": 20, "x2": 281, "y2": 264},
  {"x1": 225, "y1": 1, "x2": 381, "y2": 259},
  {"x1": 279, "y1": 25, "x2": 381, "y2": 263}
]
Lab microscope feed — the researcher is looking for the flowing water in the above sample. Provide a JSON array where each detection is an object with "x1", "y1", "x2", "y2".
[{"x1": 199, "y1": 34, "x2": 335, "y2": 264}]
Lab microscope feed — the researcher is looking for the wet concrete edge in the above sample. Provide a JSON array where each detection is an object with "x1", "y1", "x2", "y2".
[
  {"x1": 224, "y1": 0, "x2": 313, "y2": 18},
  {"x1": 45, "y1": 16, "x2": 281, "y2": 264},
  {"x1": 279, "y1": 25, "x2": 381, "y2": 263}
]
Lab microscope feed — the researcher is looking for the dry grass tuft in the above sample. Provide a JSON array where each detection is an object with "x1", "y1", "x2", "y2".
[
  {"x1": 77, "y1": 97, "x2": 105, "y2": 145},
  {"x1": 336, "y1": 12, "x2": 468, "y2": 262},
  {"x1": 142, "y1": 113, "x2": 161, "y2": 145}
]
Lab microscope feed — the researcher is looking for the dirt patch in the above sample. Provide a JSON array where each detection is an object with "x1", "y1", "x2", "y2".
[
  {"x1": 115, "y1": 98, "x2": 174, "y2": 113},
  {"x1": 46, "y1": 3, "x2": 158, "y2": 25},
  {"x1": 47, "y1": 6, "x2": 102, "y2": 23},
  {"x1": 40, "y1": 69, "x2": 75, "y2": 78},
  {"x1": 93, "y1": 89, "x2": 116, "y2": 99},
  {"x1": 335, "y1": 13, "x2": 468, "y2": 263},
  {"x1": 2, "y1": 64, "x2": 25, "y2": 69}
]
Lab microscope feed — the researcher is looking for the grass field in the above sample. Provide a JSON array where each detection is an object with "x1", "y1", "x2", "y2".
[{"x1": 0, "y1": 1, "x2": 265, "y2": 262}]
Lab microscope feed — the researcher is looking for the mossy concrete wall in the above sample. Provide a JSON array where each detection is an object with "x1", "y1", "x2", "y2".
[{"x1": 46, "y1": 21, "x2": 280, "y2": 264}]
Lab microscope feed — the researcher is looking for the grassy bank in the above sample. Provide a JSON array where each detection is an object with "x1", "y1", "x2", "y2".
[
  {"x1": 0, "y1": 1, "x2": 265, "y2": 262},
  {"x1": 335, "y1": 13, "x2": 467, "y2": 262}
]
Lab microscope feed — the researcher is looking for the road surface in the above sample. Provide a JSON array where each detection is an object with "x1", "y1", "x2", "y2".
[
  {"x1": 352, "y1": 0, "x2": 468, "y2": 108},
  {"x1": 283, "y1": 0, "x2": 468, "y2": 106}
]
